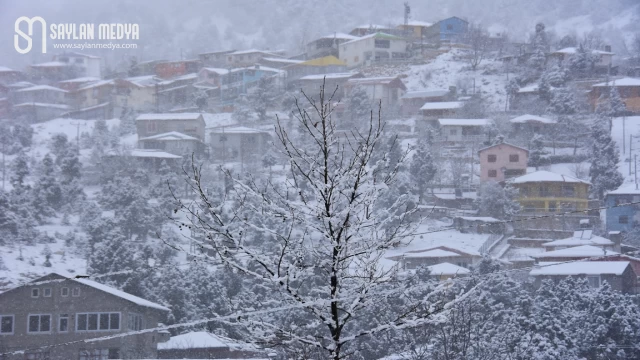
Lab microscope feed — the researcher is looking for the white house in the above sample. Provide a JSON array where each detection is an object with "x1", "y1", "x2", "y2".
[
  {"x1": 437, "y1": 118, "x2": 493, "y2": 143},
  {"x1": 53, "y1": 52, "x2": 102, "y2": 78},
  {"x1": 344, "y1": 76, "x2": 406, "y2": 108},
  {"x1": 339, "y1": 32, "x2": 407, "y2": 68}
]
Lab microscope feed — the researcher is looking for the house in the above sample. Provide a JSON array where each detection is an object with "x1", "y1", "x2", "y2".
[
  {"x1": 198, "y1": 50, "x2": 235, "y2": 67},
  {"x1": 136, "y1": 113, "x2": 206, "y2": 140},
  {"x1": 296, "y1": 72, "x2": 363, "y2": 101},
  {"x1": 531, "y1": 244, "x2": 617, "y2": 262},
  {"x1": 590, "y1": 77, "x2": 640, "y2": 113},
  {"x1": 510, "y1": 170, "x2": 591, "y2": 213},
  {"x1": 605, "y1": 183, "x2": 640, "y2": 233},
  {"x1": 420, "y1": 101, "x2": 463, "y2": 119},
  {"x1": 12, "y1": 85, "x2": 67, "y2": 105},
  {"x1": 155, "y1": 59, "x2": 201, "y2": 79},
  {"x1": 225, "y1": 49, "x2": 283, "y2": 67},
  {"x1": 155, "y1": 73, "x2": 200, "y2": 112},
  {"x1": 259, "y1": 57, "x2": 303, "y2": 69},
  {"x1": 129, "y1": 59, "x2": 168, "y2": 76},
  {"x1": 387, "y1": 246, "x2": 480, "y2": 271},
  {"x1": 197, "y1": 68, "x2": 229, "y2": 88},
  {"x1": 306, "y1": 33, "x2": 360, "y2": 59},
  {"x1": 138, "y1": 131, "x2": 205, "y2": 157},
  {"x1": 114, "y1": 75, "x2": 159, "y2": 113},
  {"x1": 63, "y1": 79, "x2": 114, "y2": 118},
  {"x1": 437, "y1": 118, "x2": 492, "y2": 144},
  {"x1": 396, "y1": 21, "x2": 433, "y2": 41},
  {"x1": 400, "y1": 89, "x2": 453, "y2": 116},
  {"x1": 424, "y1": 263, "x2": 471, "y2": 281},
  {"x1": 343, "y1": 76, "x2": 406, "y2": 109},
  {"x1": 509, "y1": 114, "x2": 557, "y2": 135},
  {"x1": 339, "y1": 32, "x2": 408, "y2": 68},
  {"x1": 157, "y1": 331, "x2": 264, "y2": 359},
  {"x1": 11, "y1": 103, "x2": 70, "y2": 123},
  {"x1": 0, "y1": 66, "x2": 24, "y2": 85},
  {"x1": 529, "y1": 261, "x2": 635, "y2": 293},
  {"x1": 510, "y1": 84, "x2": 542, "y2": 110},
  {"x1": 283, "y1": 56, "x2": 348, "y2": 83},
  {"x1": 424, "y1": 16, "x2": 469, "y2": 43},
  {"x1": 549, "y1": 46, "x2": 614, "y2": 71},
  {"x1": 29, "y1": 61, "x2": 71, "y2": 82},
  {"x1": 348, "y1": 24, "x2": 395, "y2": 37},
  {"x1": 104, "y1": 148, "x2": 184, "y2": 170},
  {"x1": 209, "y1": 126, "x2": 272, "y2": 164},
  {"x1": 53, "y1": 52, "x2": 102, "y2": 78},
  {"x1": 477, "y1": 142, "x2": 528, "y2": 182},
  {"x1": 225, "y1": 65, "x2": 285, "y2": 98},
  {"x1": 542, "y1": 230, "x2": 619, "y2": 252},
  {"x1": 0, "y1": 273, "x2": 170, "y2": 360}
]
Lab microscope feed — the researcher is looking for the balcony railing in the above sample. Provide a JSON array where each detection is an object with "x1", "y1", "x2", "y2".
[{"x1": 519, "y1": 192, "x2": 580, "y2": 199}]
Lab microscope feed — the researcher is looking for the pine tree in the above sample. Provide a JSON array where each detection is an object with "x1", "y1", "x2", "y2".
[
  {"x1": 476, "y1": 181, "x2": 520, "y2": 219},
  {"x1": 542, "y1": 64, "x2": 570, "y2": 88},
  {"x1": 589, "y1": 115, "x2": 624, "y2": 199},
  {"x1": 49, "y1": 133, "x2": 70, "y2": 163},
  {"x1": 528, "y1": 23, "x2": 548, "y2": 72},
  {"x1": 33, "y1": 154, "x2": 62, "y2": 213},
  {"x1": 232, "y1": 94, "x2": 253, "y2": 123},
  {"x1": 344, "y1": 85, "x2": 372, "y2": 130},
  {"x1": 409, "y1": 139, "x2": 437, "y2": 201},
  {"x1": 42, "y1": 245, "x2": 52, "y2": 267},
  {"x1": 9, "y1": 151, "x2": 30, "y2": 190},
  {"x1": 547, "y1": 88, "x2": 577, "y2": 115},
  {"x1": 607, "y1": 86, "x2": 626, "y2": 118},
  {"x1": 247, "y1": 77, "x2": 276, "y2": 122},
  {"x1": 529, "y1": 134, "x2": 548, "y2": 168},
  {"x1": 569, "y1": 44, "x2": 597, "y2": 78},
  {"x1": 118, "y1": 108, "x2": 137, "y2": 136}
]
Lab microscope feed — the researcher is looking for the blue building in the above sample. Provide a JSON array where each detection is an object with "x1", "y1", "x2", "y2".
[
  {"x1": 605, "y1": 183, "x2": 640, "y2": 232},
  {"x1": 426, "y1": 16, "x2": 469, "y2": 43}
]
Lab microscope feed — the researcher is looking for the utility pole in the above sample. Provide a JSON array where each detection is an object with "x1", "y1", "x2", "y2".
[
  {"x1": 2, "y1": 140, "x2": 5, "y2": 191},
  {"x1": 623, "y1": 115, "x2": 626, "y2": 154},
  {"x1": 635, "y1": 154, "x2": 638, "y2": 190},
  {"x1": 630, "y1": 135, "x2": 634, "y2": 175}
]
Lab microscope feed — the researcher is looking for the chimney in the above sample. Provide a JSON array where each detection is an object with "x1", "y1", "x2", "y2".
[{"x1": 604, "y1": 45, "x2": 612, "y2": 53}]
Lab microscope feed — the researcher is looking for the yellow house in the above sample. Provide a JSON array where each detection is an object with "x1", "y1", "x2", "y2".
[
  {"x1": 510, "y1": 170, "x2": 591, "y2": 213},
  {"x1": 396, "y1": 20, "x2": 433, "y2": 40}
]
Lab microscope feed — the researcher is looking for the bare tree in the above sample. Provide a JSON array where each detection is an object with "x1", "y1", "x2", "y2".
[
  {"x1": 174, "y1": 82, "x2": 461, "y2": 359},
  {"x1": 464, "y1": 23, "x2": 489, "y2": 71}
]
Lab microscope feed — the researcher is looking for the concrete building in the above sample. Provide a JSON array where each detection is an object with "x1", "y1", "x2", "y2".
[
  {"x1": 605, "y1": 183, "x2": 640, "y2": 233},
  {"x1": 136, "y1": 113, "x2": 206, "y2": 140},
  {"x1": 510, "y1": 170, "x2": 591, "y2": 214},
  {"x1": 477, "y1": 142, "x2": 528, "y2": 182},
  {"x1": 339, "y1": 32, "x2": 407, "y2": 68}
]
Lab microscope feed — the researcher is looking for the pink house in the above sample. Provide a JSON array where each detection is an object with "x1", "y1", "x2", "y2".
[{"x1": 478, "y1": 142, "x2": 528, "y2": 182}]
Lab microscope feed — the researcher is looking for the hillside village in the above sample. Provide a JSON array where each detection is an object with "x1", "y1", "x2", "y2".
[{"x1": 3, "y1": 8, "x2": 640, "y2": 360}]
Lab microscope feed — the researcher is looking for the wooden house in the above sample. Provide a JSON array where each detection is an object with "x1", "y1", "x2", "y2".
[
  {"x1": 209, "y1": 126, "x2": 272, "y2": 164},
  {"x1": 396, "y1": 20, "x2": 433, "y2": 41},
  {"x1": 510, "y1": 114, "x2": 557, "y2": 135},
  {"x1": 348, "y1": 24, "x2": 395, "y2": 37},
  {"x1": 296, "y1": 72, "x2": 363, "y2": 101},
  {"x1": 420, "y1": 101, "x2": 463, "y2": 119},
  {"x1": 386, "y1": 246, "x2": 480, "y2": 271},
  {"x1": 590, "y1": 77, "x2": 640, "y2": 113},
  {"x1": 113, "y1": 75, "x2": 158, "y2": 113},
  {"x1": 138, "y1": 131, "x2": 205, "y2": 157},
  {"x1": 136, "y1": 113, "x2": 206, "y2": 140},
  {"x1": 401, "y1": 89, "x2": 453, "y2": 116},
  {"x1": 344, "y1": 76, "x2": 406, "y2": 109}
]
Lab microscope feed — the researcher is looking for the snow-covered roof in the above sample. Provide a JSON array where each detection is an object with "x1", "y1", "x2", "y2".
[
  {"x1": 229, "y1": 65, "x2": 284, "y2": 74},
  {"x1": 530, "y1": 261, "x2": 629, "y2": 276},
  {"x1": 199, "y1": 67, "x2": 229, "y2": 75},
  {"x1": 139, "y1": 131, "x2": 200, "y2": 141},
  {"x1": 229, "y1": 49, "x2": 279, "y2": 56},
  {"x1": 426, "y1": 262, "x2": 470, "y2": 276},
  {"x1": 158, "y1": 331, "x2": 228, "y2": 350},
  {"x1": 261, "y1": 57, "x2": 303, "y2": 64},
  {"x1": 121, "y1": 75, "x2": 158, "y2": 87},
  {"x1": 202, "y1": 113, "x2": 237, "y2": 129},
  {"x1": 542, "y1": 235, "x2": 614, "y2": 248},
  {"x1": 128, "y1": 149, "x2": 182, "y2": 159},
  {"x1": 553, "y1": 47, "x2": 614, "y2": 56},
  {"x1": 511, "y1": 170, "x2": 591, "y2": 185},
  {"x1": 300, "y1": 72, "x2": 359, "y2": 80},
  {"x1": 59, "y1": 76, "x2": 100, "y2": 83},
  {"x1": 402, "y1": 89, "x2": 449, "y2": 99},
  {"x1": 13, "y1": 102, "x2": 69, "y2": 109},
  {"x1": 77, "y1": 80, "x2": 113, "y2": 91},
  {"x1": 607, "y1": 183, "x2": 640, "y2": 195},
  {"x1": 352, "y1": 24, "x2": 392, "y2": 30},
  {"x1": 316, "y1": 33, "x2": 360, "y2": 41},
  {"x1": 510, "y1": 114, "x2": 557, "y2": 124},
  {"x1": 0, "y1": 66, "x2": 17, "y2": 73},
  {"x1": 348, "y1": 76, "x2": 401, "y2": 85},
  {"x1": 477, "y1": 142, "x2": 529, "y2": 153},
  {"x1": 136, "y1": 113, "x2": 203, "y2": 121},
  {"x1": 531, "y1": 245, "x2": 617, "y2": 259},
  {"x1": 517, "y1": 84, "x2": 539, "y2": 93},
  {"x1": 593, "y1": 77, "x2": 640, "y2": 87},
  {"x1": 210, "y1": 126, "x2": 268, "y2": 134},
  {"x1": 30, "y1": 61, "x2": 67, "y2": 68},
  {"x1": 7, "y1": 81, "x2": 35, "y2": 88},
  {"x1": 402, "y1": 249, "x2": 461, "y2": 258},
  {"x1": 438, "y1": 118, "x2": 492, "y2": 126},
  {"x1": 74, "y1": 278, "x2": 170, "y2": 311},
  {"x1": 16, "y1": 85, "x2": 67, "y2": 93},
  {"x1": 406, "y1": 20, "x2": 433, "y2": 27},
  {"x1": 420, "y1": 101, "x2": 464, "y2": 110},
  {"x1": 458, "y1": 216, "x2": 501, "y2": 222},
  {"x1": 342, "y1": 32, "x2": 403, "y2": 46}
]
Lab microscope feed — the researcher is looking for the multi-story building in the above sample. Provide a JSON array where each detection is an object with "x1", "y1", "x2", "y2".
[
  {"x1": 339, "y1": 32, "x2": 407, "y2": 68},
  {"x1": 605, "y1": 183, "x2": 640, "y2": 233},
  {"x1": 136, "y1": 113, "x2": 206, "y2": 140},
  {"x1": 510, "y1": 170, "x2": 591, "y2": 213},
  {"x1": 0, "y1": 273, "x2": 169, "y2": 360},
  {"x1": 478, "y1": 142, "x2": 528, "y2": 182}
]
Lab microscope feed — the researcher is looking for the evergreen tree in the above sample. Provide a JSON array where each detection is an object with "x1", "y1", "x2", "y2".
[
  {"x1": 607, "y1": 86, "x2": 626, "y2": 118},
  {"x1": 528, "y1": 23, "x2": 548, "y2": 72},
  {"x1": 542, "y1": 64, "x2": 570, "y2": 88},
  {"x1": 49, "y1": 133, "x2": 70, "y2": 163},
  {"x1": 476, "y1": 181, "x2": 520, "y2": 219},
  {"x1": 344, "y1": 85, "x2": 372, "y2": 130},
  {"x1": 232, "y1": 94, "x2": 253, "y2": 123},
  {"x1": 12, "y1": 124, "x2": 34, "y2": 149},
  {"x1": 589, "y1": 115, "x2": 624, "y2": 199},
  {"x1": 409, "y1": 139, "x2": 437, "y2": 201},
  {"x1": 247, "y1": 77, "x2": 276, "y2": 122},
  {"x1": 529, "y1": 134, "x2": 548, "y2": 168},
  {"x1": 547, "y1": 88, "x2": 577, "y2": 115},
  {"x1": 33, "y1": 154, "x2": 62, "y2": 213},
  {"x1": 118, "y1": 108, "x2": 137, "y2": 136},
  {"x1": 9, "y1": 151, "x2": 30, "y2": 190},
  {"x1": 569, "y1": 44, "x2": 597, "y2": 78}
]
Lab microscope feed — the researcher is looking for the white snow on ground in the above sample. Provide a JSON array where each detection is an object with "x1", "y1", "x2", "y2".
[{"x1": 401, "y1": 49, "x2": 509, "y2": 111}]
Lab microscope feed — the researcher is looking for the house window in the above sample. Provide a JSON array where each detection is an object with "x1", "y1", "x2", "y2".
[
  {"x1": 587, "y1": 275, "x2": 600, "y2": 288},
  {"x1": 28, "y1": 314, "x2": 51, "y2": 333},
  {"x1": 128, "y1": 313, "x2": 144, "y2": 331},
  {"x1": 619, "y1": 215, "x2": 629, "y2": 224},
  {"x1": 61, "y1": 287, "x2": 69, "y2": 297},
  {"x1": 548, "y1": 202, "x2": 556, "y2": 212},
  {"x1": 43, "y1": 288, "x2": 52, "y2": 297},
  {"x1": 31, "y1": 289, "x2": 39, "y2": 298},
  {"x1": 615, "y1": 196, "x2": 631, "y2": 205},
  {"x1": 72, "y1": 288, "x2": 80, "y2": 297},
  {"x1": 374, "y1": 39, "x2": 390, "y2": 48},
  {"x1": 450, "y1": 129, "x2": 458, "y2": 136},
  {"x1": 488, "y1": 170, "x2": 497, "y2": 178},
  {"x1": 0, "y1": 315, "x2": 14, "y2": 334},
  {"x1": 456, "y1": 262, "x2": 468, "y2": 268},
  {"x1": 447, "y1": 24, "x2": 453, "y2": 30},
  {"x1": 59, "y1": 314, "x2": 69, "y2": 332},
  {"x1": 539, "y1": 186, "x2": 550, "y2": 197},
  {"x1": 562, "y1": 185, "x2": 575, "y2": 197},
  {"x1": 487, "y1": 154, "x2": 497, "y2": 162},
  {"x1": 509, "y1": 154, "x2": 519, "y2": 162},
  {"x1": 79, "y1": 349, "x2": 119, "y2": 360},
  {"x1": 76, "y1": 313, "x2": 120, "y2": 332}
]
